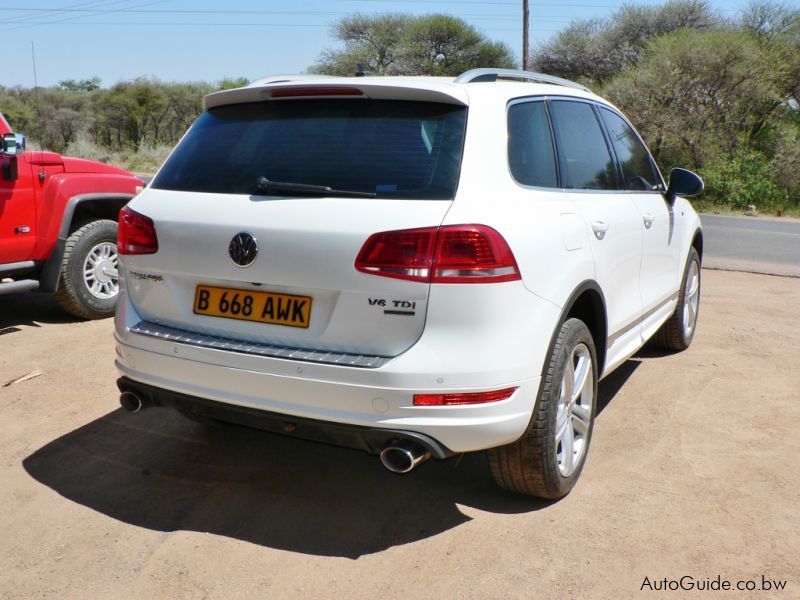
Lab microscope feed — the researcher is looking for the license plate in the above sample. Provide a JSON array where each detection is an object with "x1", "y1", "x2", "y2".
[{"x1": 194, "y1": 285, "x2": 312, "y2": 328}]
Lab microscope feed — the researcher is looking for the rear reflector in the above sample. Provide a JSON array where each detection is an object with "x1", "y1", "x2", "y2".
[
  {"x1": 413, "y1": 387, "x2": 518, "y2": 406},
  {"x1": 118, "y1": 206, "x2": 158, "y2": 255},
  {"x1": 271, "y1": 86, "x2": 364, "y2": 98},
  {"x1": 355, "y1": 224, "x2": 520, "y2": 283}
]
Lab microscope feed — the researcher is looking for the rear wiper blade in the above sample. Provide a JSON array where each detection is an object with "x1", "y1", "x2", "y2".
[{"x1": 256, "y1": 176, "x2": 376, "y2": 198}]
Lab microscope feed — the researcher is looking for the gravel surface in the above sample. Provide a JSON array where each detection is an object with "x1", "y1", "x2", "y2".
[{"x1": 1, "y1": 269, "x2": 798, "y2": 599}]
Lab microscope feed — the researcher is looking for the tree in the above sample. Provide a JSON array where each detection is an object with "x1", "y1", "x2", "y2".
[
  {"x1": 529, "y1": 19, "x2": 607, "y2": 83},
  {"x1": 400, "y1": 15, "x2": 516, "y2": 75},
  {"x1": 602, "y1": 29, "x2": 788, "y2": 173},
  {"x1": 532, "y1": 0, "x2": 718, "y2": 83},
  {"x1": 58, "y1": 77, "x2": 101, "y2": 94},
  {"x1": 217, "y1": 77, "x2": 250, "y2": 90},
  {"x1": 0, "y1": 86, "x2": 37, "y2": 135},
  {"x1": 740, "y1": 0, "x2": 799, "y2": 39},
  {"x1": 313, "y1": 14, "x2": 410, "y2": 75},
  {"x1": 310, "y1": 13, "x2": 516, "y2": 76}
]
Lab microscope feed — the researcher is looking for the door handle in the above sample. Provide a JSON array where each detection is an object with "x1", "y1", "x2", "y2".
[
  {"x1": 591, "y1": 221, "x2": 609, "y2": 240},
  {"x1": 642, "y1": 213, "x2": 655, "y2": 229}
]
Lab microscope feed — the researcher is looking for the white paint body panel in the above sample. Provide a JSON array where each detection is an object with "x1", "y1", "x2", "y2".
[{"x1": 122, "y1": 190, "x2": 451, "y2": 356}]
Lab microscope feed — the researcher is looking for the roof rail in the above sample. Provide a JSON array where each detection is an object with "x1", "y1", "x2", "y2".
[{"x1": 454, "y1": 68, "x2": 591, "y2": 93}]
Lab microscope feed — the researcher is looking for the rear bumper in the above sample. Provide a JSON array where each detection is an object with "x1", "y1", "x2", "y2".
[
  {"x1": 114, "y1": 280, "x2": 556, "y2": 453},
  {"x1": 118, "y1": 376, "x2": 455, "y2": 458},
  {"x1": 115, "y1": 336, "x2": 541, "y2": 453}
]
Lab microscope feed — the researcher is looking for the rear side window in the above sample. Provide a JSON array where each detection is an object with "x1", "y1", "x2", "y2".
[
  {"x1": 507, "y1": 101, "x2": 558, "y2": 188},
  {"x1": 152, "y1": 99, "x2": 467, "y2": 199},
  {"x1": 599, "y1": 108, "x2": 660, "y2": 191},
  {"x1": 548, "y1": 100, "x2": 617, "y2": 191}
]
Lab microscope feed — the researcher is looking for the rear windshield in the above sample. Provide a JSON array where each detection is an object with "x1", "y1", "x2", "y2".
[{"x1": 152, "y1": 99, "x2": 467, "y2": 199}]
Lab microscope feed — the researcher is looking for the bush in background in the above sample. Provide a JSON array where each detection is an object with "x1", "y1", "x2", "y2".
[
  {"x1": 64, "y1": 135, "x2": 172, "y2": 175},
  {"x1": 699, "y1": 149, "x2": 792, "y2": 212},
  {"x1": 0, "y1": 77, "x2": 239, "y2": 174}
]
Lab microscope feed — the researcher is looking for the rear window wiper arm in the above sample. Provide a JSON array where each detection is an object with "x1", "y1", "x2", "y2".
[{"x1": 256, "y1": 176, "x2": 376, "y2": 198}]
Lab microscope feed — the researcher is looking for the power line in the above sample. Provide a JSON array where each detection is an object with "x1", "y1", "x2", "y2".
[
  {"x1": 0, "y1": 8, "x2": 531, "y2": 20},
  {"x1": 0, "y1": 20, "x2": 566, "y2": 33},
  {"x1": 1, "y1": 0, "x2": 137, "y2": 26},
  {"x1": 0, "y1": 4, "x2": 624, "y2": 11},
  {"x1": 0, "y1": 19, "x2": 579, "y2": 27},
  {"x1": 0, "y1": 0, "x2": 175, "y2": 33},
  {"x1": 339, "y1": 0, "x2": 622, "y2": 6}
]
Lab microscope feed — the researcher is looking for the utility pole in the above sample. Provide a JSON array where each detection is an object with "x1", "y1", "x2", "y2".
[{"x1": 522, "y1": 0, "x2": 530, "y2": 70}]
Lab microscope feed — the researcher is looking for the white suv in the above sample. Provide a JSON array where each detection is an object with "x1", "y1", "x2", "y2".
[{"x1": 114, "y1": 69, "x2": 703, "y2": 498}]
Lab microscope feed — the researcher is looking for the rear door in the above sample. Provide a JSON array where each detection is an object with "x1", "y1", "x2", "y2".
[
  {"x1": 597, "y1": 107, "x2": 680, "y2": 338},
  {"x1": 547, "y1": 99, "x2": 644, "y2": 365},
  {"x1": 123, "y1": 97, "x2": 467, "y2": 357}
]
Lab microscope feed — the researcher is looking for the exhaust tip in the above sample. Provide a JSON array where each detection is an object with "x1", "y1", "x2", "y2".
[
  {"x1": 380, "y1": 441, "x2": 431, "y2": 474},
  {"x1": 119, "y1": 391, "x2": 143, "y2": 413}
]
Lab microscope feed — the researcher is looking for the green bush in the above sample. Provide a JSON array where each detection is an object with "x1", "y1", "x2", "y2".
[
  {"x1": 65, "y1": 135, "x2": 171, "y2": 175},
  {"x1": 699, "y1": 149, "x2": 792, "y2": 212}
]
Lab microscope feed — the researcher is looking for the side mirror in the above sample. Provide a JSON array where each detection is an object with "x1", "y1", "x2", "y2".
[
  {"x1": 665, "y1": 167, "x2": 703, "y2": 204},
  {"x1": 2, "y1": 132, "x2": 26, "y2": 157}
]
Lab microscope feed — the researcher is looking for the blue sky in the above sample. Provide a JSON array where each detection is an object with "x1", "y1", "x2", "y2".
[{"x1": 2, "y1": 0, "x2": 764, "y2": 87}]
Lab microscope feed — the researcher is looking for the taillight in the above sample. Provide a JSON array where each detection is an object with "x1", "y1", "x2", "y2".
[
  {"x1": 118, "y1": 206, "x2": 158, "y2": 255},
  {"x1": 355, "y1": 225, "x2": 520, "y2": 284},
  {"x1": 355, "y1": 227, "x2": 437, "y2": 282},
  {"x1": 432, "y1": 226, "x2": 520, "y2": 283},
  {"x1": 413, "y1": 387, "x2": 518, "y2": 406}
]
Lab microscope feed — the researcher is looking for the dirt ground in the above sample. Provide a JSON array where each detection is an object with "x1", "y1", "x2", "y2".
[{"x1": 0, "y1": 269, "x2": 798, "y2": 599}]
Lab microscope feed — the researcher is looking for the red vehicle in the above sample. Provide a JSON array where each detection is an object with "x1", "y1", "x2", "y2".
[{"x1": 1, "y1": 113, "x2": 143, "y2": 318}]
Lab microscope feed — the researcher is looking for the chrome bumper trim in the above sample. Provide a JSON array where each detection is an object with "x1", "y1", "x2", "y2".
[{"x1": 129, "y1": 321, "x2": 391, "y2": 368}]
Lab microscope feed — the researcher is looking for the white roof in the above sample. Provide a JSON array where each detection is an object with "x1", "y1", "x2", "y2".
[{"x1": 203, "y1": 69, "x2": 599, "y2": 111}]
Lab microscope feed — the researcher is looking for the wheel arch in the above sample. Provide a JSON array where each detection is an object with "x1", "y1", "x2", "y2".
[
  {"x1": 556, "y1": 280, "x2": 608, "y2": 377},
  {"x1": 39, "y1": 193, "x2": 133, "y2": 293},
  {"x1": 691, "y1": 227, "x2": 703, "y2": 264}
]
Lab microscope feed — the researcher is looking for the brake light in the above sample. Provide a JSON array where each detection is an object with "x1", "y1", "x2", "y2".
[
  {"x1": 118, "y1": 206, "x2": 158, "y2": 255},
  {"x1": 271, "y1": 86, "x2": 364, "y2": 98},
  {"x1": 413, "y1": 387, "x2": 518, "y2": 406},
  {"x1": 355, "y1": 225, "x2": 520, "y2": 283},
  {"x1": 355, "y1": 227, "x2": 437, "y2": 282}
]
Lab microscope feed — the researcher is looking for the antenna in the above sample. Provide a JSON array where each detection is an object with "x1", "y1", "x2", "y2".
[{"x1": 31, "y1": 41, "x2": 43, "y2": 145}]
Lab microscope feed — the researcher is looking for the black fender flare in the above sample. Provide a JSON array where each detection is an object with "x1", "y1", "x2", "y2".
[
  {"x1": 691, "y1": 227, "x2": 703, "y2": 264},
  {"x1": 545, "y1": 279, "x2": 608, "y2": 379},
  {"x1": 38, "y1": 193, "x2": 134, "y2": 293}
]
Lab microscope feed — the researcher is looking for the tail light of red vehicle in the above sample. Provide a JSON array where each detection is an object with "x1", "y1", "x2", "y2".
[
  {"x1": 355, "y1": 225, "x2": 520, "y2": 284},
  {"x1": 118, "y1": 206, "x2": 158, "y2": 255}
]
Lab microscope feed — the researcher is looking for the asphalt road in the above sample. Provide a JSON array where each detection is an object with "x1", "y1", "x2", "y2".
[{"x1": 700, "y1": 214, "x2": 800, "y2": 277}]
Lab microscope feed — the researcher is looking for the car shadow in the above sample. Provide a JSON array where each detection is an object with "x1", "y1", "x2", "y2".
[
  {"x1": 634, "y1": 344, "x2": 676, "y2": 359},
  {"x1": 23, "y1": 362, "x2": 639, "y2": 558},
  {"x1": 0, "y1": 293, "x2": 78, "y2": 329},
  {"x1": 596, "y1": 358, "x2": 640, "y2": 416}
]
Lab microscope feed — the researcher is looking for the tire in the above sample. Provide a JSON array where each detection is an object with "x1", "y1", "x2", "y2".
[
  {"x1": 54, "y1": 219, "x2": 119, "y2": 320},
  {"x1": 652, "y1": 247, "x2": 701, "y2": 351},
  {"x1": 488, "y1": 318, "x2": 598, "y2": 499}
]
